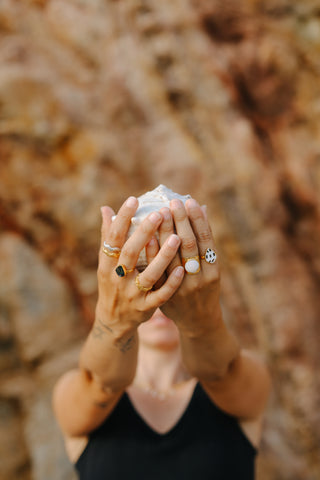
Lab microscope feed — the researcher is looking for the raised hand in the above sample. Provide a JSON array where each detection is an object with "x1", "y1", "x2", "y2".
[
  {"x1": 158, "y1": 198, "x2": 221, "y2": 334},
  {"x1": 96, "y1": 196, "x2": 184, "y2": 331}
]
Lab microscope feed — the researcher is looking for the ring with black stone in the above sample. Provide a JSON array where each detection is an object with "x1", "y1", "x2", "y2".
[{"x1": 115, "y1": 264, "x2": 135, "y2": 277}]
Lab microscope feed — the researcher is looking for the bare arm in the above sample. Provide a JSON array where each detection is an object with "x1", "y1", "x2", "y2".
[
  {"x1": 52, "y1": 318, "x2": 139, "y2": 437},
  {"x1": 179, "y1": 316, "x2": 271, "y2": 420},
  {"x1": 160, "y1": 199, "x2": 271, "y2": 421},
  {"x1": 53, "y1": 198, "x2": 184, "y2": 437}
]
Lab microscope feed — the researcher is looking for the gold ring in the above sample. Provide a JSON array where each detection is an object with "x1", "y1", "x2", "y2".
[
  {"x1": 182, "y1": 256, "x2": 201, "y2": 274},
  {"x1": 103, "y1": 247, "x2": 121, "y2": 258},
  {"x1": 135, "y1": 274, "x2": 152, "y2": 292},
  {"x1": 200, "y1": 248, "x2": 217, "y2": 264},
  {"x1": 115, "y1": 264, "x2": 135, "y2": 277},
  {"x1": 102, "y1": 242, "x2": 121, "y2": 258}
]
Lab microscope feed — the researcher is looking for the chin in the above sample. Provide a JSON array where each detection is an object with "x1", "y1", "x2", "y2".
[{"x1": 138, "y1": 309, "x2": 180, "y2": 348}]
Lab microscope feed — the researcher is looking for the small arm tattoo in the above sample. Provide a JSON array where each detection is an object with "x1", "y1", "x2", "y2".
[
  {"x1": 98, "y1": 318, "x2": 113, "y2": 333},
  {"x1": 91, "y1": 318, "x2": 113, "y2": 341},
  {"x1": 92, "y1": 318, "x2": 136, "y2": 353},
  {"x1": 116, "y1": 335, "x2": 136, "y2": 353},
  {"x1": 91, "y1": 325, "x2": 107, "y2": 340}
]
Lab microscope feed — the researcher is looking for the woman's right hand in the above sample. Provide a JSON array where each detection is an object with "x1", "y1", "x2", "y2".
[{"x1": 96, "y1": 196, "x2": 185, "y2": 332}]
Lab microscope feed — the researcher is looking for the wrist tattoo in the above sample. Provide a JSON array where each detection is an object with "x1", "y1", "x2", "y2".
[
  {"x1": 98, "y1": 317, "x2": 114, "y2": 333},
  {"x1": 92, "y1": 318, "x2": 135, "y2": 353},
  {"x1": 91, "y1": 318, "x2": 113, "y2": 340},
  {"x1": 116, "y1": 334, "x2": 136, "y2": 353},
  {"x1": 91, "y1": 324, "x2": 106, "y2": 340}
]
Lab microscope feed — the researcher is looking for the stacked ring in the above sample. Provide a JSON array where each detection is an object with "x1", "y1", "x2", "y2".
[
  {"x1": 200, "y1": 248, "x2": 217, "y2": 264},
  {"x1": 135, "y1": 274, "x2": 152, "y2": 292},
  {"x1": 103, "y1": 242, "x2": 121, "y2": 258},
  {"x1": 115, "y1": 264, "x2": 135, "y2": 277},
  {"x1": 182, "y1": 256, "x2": 201, "y2": 274}
]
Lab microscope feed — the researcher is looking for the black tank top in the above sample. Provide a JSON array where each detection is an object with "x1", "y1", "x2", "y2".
[{"x1": 75, "y1": 383, "x2": 257, "y2": 480}]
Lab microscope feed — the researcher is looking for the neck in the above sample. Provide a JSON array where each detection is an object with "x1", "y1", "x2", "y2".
[{"x1": 134, "y1": 343, "x2": 191, "y2": 392}]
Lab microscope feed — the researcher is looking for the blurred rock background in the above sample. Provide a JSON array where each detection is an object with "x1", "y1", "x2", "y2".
[{"x1": 0, "y1": 0, "x2": 319, "y2": 479}]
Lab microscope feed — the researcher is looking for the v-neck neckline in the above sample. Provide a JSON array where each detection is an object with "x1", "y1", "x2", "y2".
[{"x1": 125, "y1": 382, "x2": 199, "y2": 438}]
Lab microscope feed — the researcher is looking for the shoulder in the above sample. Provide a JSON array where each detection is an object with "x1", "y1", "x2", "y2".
[
  {"x1": 64, "y1": 435, "x2": 89, "y2": 464},
  {"x1": 238, "y1": 414, "x2": 265, "y2": 449}
]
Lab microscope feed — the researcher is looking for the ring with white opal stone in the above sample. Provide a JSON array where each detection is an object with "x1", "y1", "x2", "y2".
[
  {"x1": 200, "y1": 248, "x2": 217, "y2": 264},
  {"x1": 182, "y1": 256, "x2": 201, "y2": 275}
]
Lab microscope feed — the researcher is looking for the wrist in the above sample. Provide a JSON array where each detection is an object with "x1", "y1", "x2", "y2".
[
  {"x1": 94, "y1": 304, "x2": 138, "y2": 340},
  {"x1": 179, "y1": 321, "x2": 240, "y2": 382},
  {"x1": 177, "y1": 305, "x2": 224, "y2": 339}
]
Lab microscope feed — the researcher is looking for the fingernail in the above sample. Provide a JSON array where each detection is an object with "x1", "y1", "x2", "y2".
[
  {"x1": 187, "y1": 198, "x2": 199, "y2": 208},
  {"x1": 168, "y1": 234, "x2": 180, "y2": 248},
  {"x1": 171, "y1": 199, "x2": 182, "y2": 209},
  {"x1": 174, "y1": 266, "x2": 184, "y2": 278},
  {"x1": 201, "y1": 205, "x2": 207, "y2": 218},
  {"x1": 126, "y1": 196, "x2": 137, "y2": 207},
  {"x1": 148, "y1": 237, "x2": 157, "y2": 247},
  {"x1": 161, "y1": 207, "x2": 171, "y2": 221},
  {"x1": 149, "y1": 211, "x2": 161, "y2": 223}
]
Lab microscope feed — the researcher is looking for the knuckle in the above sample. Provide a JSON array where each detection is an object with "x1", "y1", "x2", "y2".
[
  {"x1": 122, "y1": 244, "x2": 136, "y2": 259},
  {"x1": 160, "y1": 221, "x2": 173, "y2": 234},
  {"x1": 157, "y1": 291, "x2": 168, "y2": 305},
  {"x1": 182, "y1": 238, "x2": 197, "y2": 251},
  {"x1": 209, "y1": 270, "x2": 220, "y2": 283},
  {"x1": 116, "y1": 210, "x2": 129, "y2": 222},
  {"x1": 183, "y1": 283, "x2": 198, "y2": 295},
  {"x1": 198, "y1": 230, "x2": 211, "y2": 242},
  {"x1": 160, "y1": 247, "x2": 174, "y2": 262},
  {"x1": 127, "y1": 289, "x2": 136, "y2": 303},
  {"x1": 140, "y1": 272, "x2": 153, "y2": 286},
  {"x1": 190, "y1": 210, "x2": 203, "y2": 221},
  {"x1": 108, "y1": 229, "x2": 122, "y2": 243}
]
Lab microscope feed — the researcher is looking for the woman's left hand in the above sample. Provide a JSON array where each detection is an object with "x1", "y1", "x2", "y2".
[{"x1": 158, "y1": 198, "x2": 222, "y2": 334}]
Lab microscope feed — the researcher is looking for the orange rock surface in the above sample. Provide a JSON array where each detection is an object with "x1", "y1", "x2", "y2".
[{"x1": 1, "y1": 1, "x2": 319, "y2": 479}]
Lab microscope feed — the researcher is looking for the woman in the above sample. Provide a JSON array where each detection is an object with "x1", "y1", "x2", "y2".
[{"x1": 53, "y1": 193, "x2": 271, "y2": 479}]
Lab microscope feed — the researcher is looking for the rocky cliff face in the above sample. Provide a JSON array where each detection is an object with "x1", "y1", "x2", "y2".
[{"x1": 0, "y1": 1, "x2": 320, "y2": 479}]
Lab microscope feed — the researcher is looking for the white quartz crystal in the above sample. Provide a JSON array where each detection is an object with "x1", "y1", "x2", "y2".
[{"x1": 113, "y1": 184, "x2": 191, "y2": 270}]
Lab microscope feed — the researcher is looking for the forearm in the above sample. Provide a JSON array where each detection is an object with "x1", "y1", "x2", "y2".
[
  {"x1": 179, "y1": 306, "x2": 240, "y2": 382},
  {"x1": 80, "y1": 304, "x2": 139, "y2": 392},
  {"x1": 53, "y1": 307, "x2": 139, "y2": 437},
  {"x1": 202, "y1": 349, "x2": 271, "y2": 420},
  {"x1": 178, "y1": 307, "x2": 271, "y2": 420}
]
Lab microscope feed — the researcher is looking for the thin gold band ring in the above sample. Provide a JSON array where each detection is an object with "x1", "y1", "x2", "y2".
[
  {"x1": 135, "y1": 274, "x2": 152, "y2": 292},
  {"x1": 102, "y1": 242, "x2": 121, "y2": 258},
  {"x1": 103, "y1": 247, "x2": 121, "y2": 258}
]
